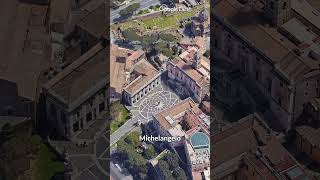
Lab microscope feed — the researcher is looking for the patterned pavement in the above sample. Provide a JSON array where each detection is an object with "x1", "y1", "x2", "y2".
[
  {"x1": 110, "y1": 82, "x2": 180, "y2": 145},
  {"x1": 133, "y1": 85, "x2": 180, "y2": 122},
  {"x1": 50, "y1": 119, "x2": 109, "y2": 180}
]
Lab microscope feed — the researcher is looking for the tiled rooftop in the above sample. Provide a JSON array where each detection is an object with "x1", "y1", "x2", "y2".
[
  {"x1": 154, "y1": 98, "x2": 197, "y2": 129},
  {"x1": 44, "y1": 42, "x2": 107, "y2": 106},
  {"x1": 123, "y1": 59, "x2": 160, "y2": 95},
  {"x1": 171, "y1": 57, "x2": 209, "y2": 87},
  {"x1": 125, "y1": 49, "x2": 145, "y2": 71},
  {"x1": 110, "y1": 45, "x2": 133, "y2": 95},
  {"x1": 212, "y1": 114, "x2": 271, "y2": 167}
]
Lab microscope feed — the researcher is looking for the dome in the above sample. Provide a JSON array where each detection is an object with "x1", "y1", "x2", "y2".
[{"x1": 190, "y1": 132, "x2": 209, "y2": 149}]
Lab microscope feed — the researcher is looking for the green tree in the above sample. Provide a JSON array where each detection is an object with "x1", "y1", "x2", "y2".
[
  {"x1": 119, "y1": 139, "x2": 148, "y2": 178},
  {"x1": 119, "y1": 3, "x2": 140, "y2": 17},
  {"x1": 164, "y1": 173, "x2": 175, "y2": 180},
  {"x1": 158, "y1": 160, "x2": 174, "y2": 179},
  {"x1": 122, "y1": 29, "x2": 141, "y2": 41},
  {"x1": 139, "y1": 172, "x2": 148, "y2": 180},
  {"x1": 124, "y1": 132, "x2": 140, "y2": 147},
  {"x1": 172, "y1": 45, "x2": 178, "y2": 55},
  {"x1": 173, "y1": 167, "x2": 187, "y2": 180},
  {"x1": 159, "y1": 33, "x2": 177, "y2": 42},
  {"x1": 158, "y1": 159, "x2": 169, "y2": 170},
  {"x1": 143, "y1": 144, "x2": 156, "y2": 159},
  {"x1": 126, "y1": 149, "x2": 148, "y2": 179},
  {"x1": 141, "y1": 35, "x2": 158, "y2": 48},
  {"x1": 164, "y1": 152, "x2": 179, "y2": 170},
  {"x1": 117, "y1": 139, "x2": 133, "y2": 159},
  {"x1": 119, "y1": 9, "x2": 128, "y2": 17},
  {"x1": 158, "y1": 160, "x2": 170, "y2": 177}
]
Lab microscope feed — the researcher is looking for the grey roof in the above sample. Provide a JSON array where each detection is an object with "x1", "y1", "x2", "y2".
[
  {"x1": 0, "y1": 116, "x2": 30, "y2": 129},
  {"x1": 44, "y1": 43, "x2": 107, "y2": 107}
]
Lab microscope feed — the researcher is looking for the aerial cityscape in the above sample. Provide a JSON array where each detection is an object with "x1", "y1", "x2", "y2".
[
  {"x1": 0, "y1": 0, "x2": 320, "y2": 180},
  {"x1": 110, "y1": 0, "x2": 210, "y2": 179}
]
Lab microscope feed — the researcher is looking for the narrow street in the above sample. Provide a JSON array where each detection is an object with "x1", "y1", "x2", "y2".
[{"x1": 110, "y1": 0, "x2": 160, "y2": 23}]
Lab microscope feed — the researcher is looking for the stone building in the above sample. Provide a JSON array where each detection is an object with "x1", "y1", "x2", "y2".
[
  {"x1": 110, "y1": 47, "x2": 162, "y2": 106},
  {"x1": 152, "y1": 98, "x2": 209, "y2": 139},
  {"x1": 185, "y1": 131, "x2": 210, "y2": 180},
  {"x1": 48, "y1": 0, "x2": 106, "y2": 38},
  {"x1": 151, "y1": 98, "x2": 210, "y2": 179},
  {"x1": 110, "y1": 45, "x2": 134, "y2": 101},
  {"x1": 213, "y1": 113, "x2": 315, "y2": 179},
  {"x1": 295, "y1": 125, "x2": 320, "y2": 164},
  {"x1": 299, "y1": 98, "x2": 320, "y2": 127},
  {"x1": 212, "y1": 0, "x2": 320, "y2": 130},
  {"x1": 123, "y1": 57, "x2": 161, "y2": 106},
  {"x1": 42, "y1": 42, "x2": 108, "y2": 139},
  {"x1": 167, "y1": 47, "x2": 210, "y2": 103},
  {"x1": 191, "y1": 10, "x2": 209, "y2": 37},
  {"x1": 47, "y1": 0, "x2": 107, "y2": 72}
]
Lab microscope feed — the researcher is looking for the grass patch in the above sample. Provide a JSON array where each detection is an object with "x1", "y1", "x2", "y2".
[
  {"x1": 110, "y1": 101, "x2": 131, "y2": 133},
  {"x1": 32, "y1": 143, "x2": 65, "y2": 180},
  {"x1": 142, "y1": 15, "x2": 177, "y2": 30}
]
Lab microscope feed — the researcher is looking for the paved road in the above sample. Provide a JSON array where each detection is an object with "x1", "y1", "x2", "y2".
[
  {"x1": 110, "y1": 117, "x2": 137, "y2": 145},
  {"x1": 110, "y1": 0, "x2": 160, "y2": 23},
  {"x1": 50, "y1": 119, "x2": 109, "y2": 180},
  {"x1": 109, "y1": 82, "x2": 180, "y2": 179}
]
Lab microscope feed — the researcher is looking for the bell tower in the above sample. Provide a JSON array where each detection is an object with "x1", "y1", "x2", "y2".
[{"x1": 264, "y1": 0, "x2": 291, "y2": 27}]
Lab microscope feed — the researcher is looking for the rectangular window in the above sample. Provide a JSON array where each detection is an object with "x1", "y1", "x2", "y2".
[{"x1": 86, "y1": 112, "x2": 92, "y2": 122}]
